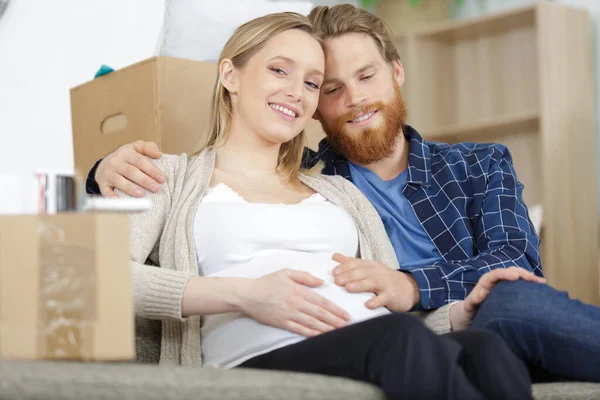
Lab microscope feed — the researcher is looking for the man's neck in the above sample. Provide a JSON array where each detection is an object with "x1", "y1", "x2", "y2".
[{"x1": 361, "y1": 135, "x2": 409, "y2": 181}]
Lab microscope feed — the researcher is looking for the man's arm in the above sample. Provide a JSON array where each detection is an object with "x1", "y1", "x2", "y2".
[
  {"x1": 301, "y1": 146, "x2": 319, "y2": 169},
  {"x1": 407, "y1": 146, "x2": 543, "y2": 310},
  {"x1": 85, "y1": 159, "x2": 103, "y2": 195},
  {"x1": 84, "y1": 141, "x2": 164, "y2": 197},
  {"x1": 87, "y1": 142, "x2": 316, "y2": 198}
]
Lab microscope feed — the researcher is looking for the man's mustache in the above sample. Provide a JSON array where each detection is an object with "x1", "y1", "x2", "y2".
[{"x1": 337, "y1": 102, "x2": 385, "y2": 123}]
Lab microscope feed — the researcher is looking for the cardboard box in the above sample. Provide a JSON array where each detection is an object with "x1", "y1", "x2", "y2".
[
  {"x1": 70, "y1": 56, "x2": 326, "y2": 177},
  {"x1": 70, "y1": 56, "x2": 218, "y2": 176},
  {"x1": 0, "y1": 213, "x2": 134, "y2": 361}
]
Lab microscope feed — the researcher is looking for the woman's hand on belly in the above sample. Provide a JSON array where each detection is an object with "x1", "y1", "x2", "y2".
[{"x1": 233, "y1": 268, "x2": 352, "y2": 337}]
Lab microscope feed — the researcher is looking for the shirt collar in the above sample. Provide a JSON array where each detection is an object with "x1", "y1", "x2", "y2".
[{"x1": 404, "y1": 125, "x2": 432, "y2": 187}]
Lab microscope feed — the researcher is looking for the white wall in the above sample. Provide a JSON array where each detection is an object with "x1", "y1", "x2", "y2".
[
  {"x1": 3, "y1": 0, "x2": 591, "y2": 177},
  {"x1": 0, "y1": 0, "x2": 166, "y2": 174},
  {"x1": 0, "y1": 0, "x2": 358, "y2": 177}
]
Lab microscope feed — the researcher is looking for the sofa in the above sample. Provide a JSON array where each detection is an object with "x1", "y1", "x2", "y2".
[{"x1": 2, "y1": 318, "x2": 600, "y2": 399}]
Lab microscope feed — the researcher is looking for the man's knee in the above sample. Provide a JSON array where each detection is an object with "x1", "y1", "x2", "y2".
[
  {"x1": 486, "y1": 279, "x2": 539, "y2": 301},
  {"x1": 473, "y1": 279, "x2": 556, "y2": 326}
]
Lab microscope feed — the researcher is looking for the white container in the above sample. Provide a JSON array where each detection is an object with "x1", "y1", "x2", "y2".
[{"x1": 0, "y1": 169, "x2": 76, "y2": 215}]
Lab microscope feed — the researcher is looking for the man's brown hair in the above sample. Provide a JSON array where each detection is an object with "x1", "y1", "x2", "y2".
[{"x1": 308, "y1": 4, "x2": 400, "y2": 64}]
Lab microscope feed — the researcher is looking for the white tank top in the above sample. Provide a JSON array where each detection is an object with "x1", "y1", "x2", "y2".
[{"x1": 194, "y1": 183, "x2": 391, "y2": 368}]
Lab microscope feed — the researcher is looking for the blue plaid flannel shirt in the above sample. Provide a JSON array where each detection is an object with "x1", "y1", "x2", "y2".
[
  {"x1": 86, "y1": 125, "x2": 543, "y2": 310},
  {"x1": 306, "y1": 125, "x2": 543, "y2": 310}
]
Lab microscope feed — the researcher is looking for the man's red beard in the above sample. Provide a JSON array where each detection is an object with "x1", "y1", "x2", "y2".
[{"x1": 319, "y1": 82, "x2": 407, "y2": 165}]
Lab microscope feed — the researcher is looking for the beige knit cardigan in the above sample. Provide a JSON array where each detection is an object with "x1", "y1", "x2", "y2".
[{"x1": 121, "y1": 149, "x2": 452, "y2": 367}]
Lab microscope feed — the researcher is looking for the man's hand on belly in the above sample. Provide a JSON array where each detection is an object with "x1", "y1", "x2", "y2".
[{"x1": 332, "y1": 253, "x2": 420, "y2": 313}]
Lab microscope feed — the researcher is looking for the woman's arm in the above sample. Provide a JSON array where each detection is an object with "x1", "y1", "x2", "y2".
[
  {"x1": 121, "y1": 162, "x2": 351, "y2": 334},
  {"x1": 121, "y1": 160, "x2": 352, "y2": 338},
  {"x1": 117, "y1": 154, "x2": 193, "y2": 321},
  {"x1": 182, "y1": 270, "x2": 352, "y2": 337},
  {"x1": 181, "y1": 276, "x2": 246, "y2": 317}
]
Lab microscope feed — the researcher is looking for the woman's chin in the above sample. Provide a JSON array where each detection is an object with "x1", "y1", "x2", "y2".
[{"x1": 262, "y1": 130, "x2": 302, "y2": 145}]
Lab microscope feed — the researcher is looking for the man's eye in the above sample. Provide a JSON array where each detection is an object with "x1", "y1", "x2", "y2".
[
  {"x1": 361, "y1": 75, "x2": 374, "y2": 81},
  {"x1": 325, "y1": 88, "x2": 338, "y2": 95}
]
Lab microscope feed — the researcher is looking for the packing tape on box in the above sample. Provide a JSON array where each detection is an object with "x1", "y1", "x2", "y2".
[{"x1": 38, "y1": 218, "x2": 96, "y2": 359}]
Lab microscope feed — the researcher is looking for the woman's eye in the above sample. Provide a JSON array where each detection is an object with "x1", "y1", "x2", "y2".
[
  {"x1": 271, "y1": 67, "x2": 286, "y2": 75},
  {"x1": 305, "y1": 81, "x2": 320, "y2": 90}
]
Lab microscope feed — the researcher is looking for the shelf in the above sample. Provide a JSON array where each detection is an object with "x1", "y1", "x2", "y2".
[
  {"x1": 386, "y1": 1, "x2": 600, "y2": 305},
  {"x1": 421, "y1": 109, "x2": 539, "y2": 141},
  {"x1": 402, "y1": 4, "x2": 536, "y2": 41}
]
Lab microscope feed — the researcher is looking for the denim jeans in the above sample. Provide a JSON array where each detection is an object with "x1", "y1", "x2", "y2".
[{"x1": 471, "y1": 279, "x2": 600, "y2": 382}]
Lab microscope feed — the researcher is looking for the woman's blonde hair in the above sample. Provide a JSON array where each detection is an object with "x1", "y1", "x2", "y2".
[{"x1": 194, "y1": 12, "x2": 323, "y2": 184}]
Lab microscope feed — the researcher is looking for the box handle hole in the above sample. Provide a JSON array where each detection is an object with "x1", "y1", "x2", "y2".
[{"x1": 101, "y1": 114, "x2": 128, "y2": 134}]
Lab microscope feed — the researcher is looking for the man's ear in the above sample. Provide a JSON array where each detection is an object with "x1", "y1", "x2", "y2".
[
  {"x1": 219, "y1": 58, "x2": 237, "y2": 93},
  {"x1": 391, "y1": 59, "x2": 405, "y2": 87}
]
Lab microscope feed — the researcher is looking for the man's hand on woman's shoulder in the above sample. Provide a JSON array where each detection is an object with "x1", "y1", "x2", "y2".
[{"x1": 96, "y1": 140, "x2": 165, "y2": 198}]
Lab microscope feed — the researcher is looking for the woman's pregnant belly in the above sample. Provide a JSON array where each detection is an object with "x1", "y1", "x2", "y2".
[{"x1": 200, "y1": 251, "x2": 391, "y2": 368}]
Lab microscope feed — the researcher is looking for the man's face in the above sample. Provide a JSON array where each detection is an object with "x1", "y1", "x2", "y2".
[{"x1": 316, "y1": 32, "x2": 407, "y2": 165}]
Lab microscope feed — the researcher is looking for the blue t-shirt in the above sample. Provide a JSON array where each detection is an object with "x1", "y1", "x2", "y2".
[{"x1": 348, "y1": 162, "x2": 443, "y2": 269}]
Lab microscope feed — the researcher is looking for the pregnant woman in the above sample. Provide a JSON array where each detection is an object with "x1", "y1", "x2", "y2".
[{"x1": 122, "y1": 11, "x2": 536, "y2": 400}]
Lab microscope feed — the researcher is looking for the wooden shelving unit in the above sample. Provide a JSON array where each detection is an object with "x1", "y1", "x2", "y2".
[
  {"x1": 422, "y1": 109, "x2": 539, "y2": 141},
  {"x1": 397, "y1": 2, "x2": 599, "y2": 305},
  {"x1": 305, "y1": 2, "x2": 599, "y2": 305}
]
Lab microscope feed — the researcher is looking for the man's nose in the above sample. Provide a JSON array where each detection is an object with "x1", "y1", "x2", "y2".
[{"x1": 345, "y1": 84, "x2": 367, "y2": 108}]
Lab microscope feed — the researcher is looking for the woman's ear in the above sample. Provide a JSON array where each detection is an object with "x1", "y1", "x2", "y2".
[{"x1": 219, "y1": 58, "x2": 237, "y2": 93}]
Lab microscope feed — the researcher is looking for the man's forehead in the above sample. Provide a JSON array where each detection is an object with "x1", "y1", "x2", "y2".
[
  {"x1": 322, "y1": 34, "x2": 383, "y2": 79},
  {"x1": 323, "y1": 33, "x2": 379, "y2": 57}
]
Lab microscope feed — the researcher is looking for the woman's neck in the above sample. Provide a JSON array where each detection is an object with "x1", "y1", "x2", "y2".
[{"x1": 215, "y1": 117, "x2": 281, "y2": 177}]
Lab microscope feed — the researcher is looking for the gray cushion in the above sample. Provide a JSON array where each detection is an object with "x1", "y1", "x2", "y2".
[
  {"x1": 533, "y1": 382, "x2": 600, "y2": 400},
  {"x1": 8, "y1": 318, "x2": 589, "y2": 399},
  {"x1": 4, "y1": 359, "x2": 600, "y2": 399},
  {"x1": 0, "y1": 360, "x2": 385, "y2": 400},
  {"x1": 134, "y1": 316, "x2": 161, "y2": 364}
]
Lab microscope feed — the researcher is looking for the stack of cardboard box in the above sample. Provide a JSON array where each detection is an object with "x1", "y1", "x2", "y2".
[
  {"x1": 0, "y1": 213, "x2": 134, "y2": 361},
  {"x1": 70, "y1": 57, "x2": 218, "y2": 176}
]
